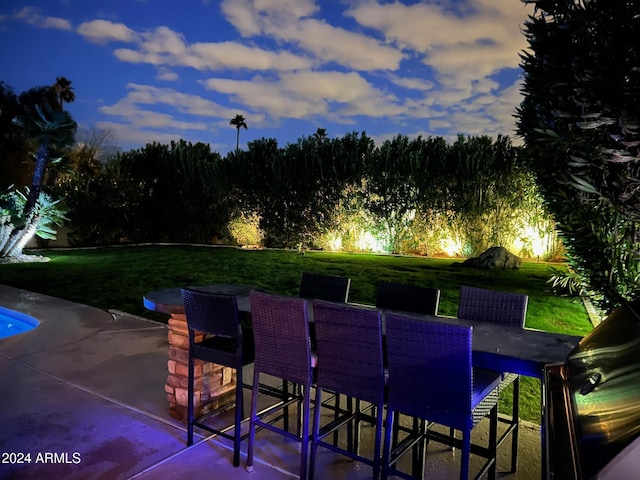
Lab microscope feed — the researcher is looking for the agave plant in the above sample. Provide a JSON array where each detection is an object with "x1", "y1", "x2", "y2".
[
  {"x1": 0, "y1": 188, "x2": 68, "y2": 258},
  {"x1": 0, "y1": 190, "x2": 22, "y2": 251}
]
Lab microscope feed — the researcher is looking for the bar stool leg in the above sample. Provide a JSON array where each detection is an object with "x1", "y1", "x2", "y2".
[
  {"x1": 232, "y1": 366, "x2": 243, "y2": 467},
  {"x1": 187, "y1": 353, "x2": 195, "y2": 446},
  {"x1": 246, "y1": 369, "x2": 260, "y2": 472},
  {"x1": 511, "y1": 377, "x2": 520, "y2": 473},
  {"x1": 309, "y1": 386, "x2": 324, "y2": 480}
]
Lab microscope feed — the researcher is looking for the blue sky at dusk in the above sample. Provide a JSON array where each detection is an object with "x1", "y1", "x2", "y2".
[{"x1": 0, "y1": 0, "x2": 534, "y2": 155}]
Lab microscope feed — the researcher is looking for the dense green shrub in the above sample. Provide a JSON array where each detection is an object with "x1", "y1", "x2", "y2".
[
  {"x1": 516, "y1": 0, "x2": 640, "y2": 311},
  {"x1": 61, "y1": 140, "x2": 233, "y2": 245}
]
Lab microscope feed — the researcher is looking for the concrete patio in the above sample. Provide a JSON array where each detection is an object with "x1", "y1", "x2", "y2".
[{"x1": 0, "y1": 284, "x2": 542, "y2": 479}]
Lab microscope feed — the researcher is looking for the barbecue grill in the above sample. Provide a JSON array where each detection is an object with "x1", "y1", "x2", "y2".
[{"x1": 544, "y1": 298, "x2": 640, "y2": 479}]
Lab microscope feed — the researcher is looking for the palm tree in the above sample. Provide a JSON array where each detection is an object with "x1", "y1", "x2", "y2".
[
  {"x1": 229, "y1": 114, "x2": 248, "y2": 154},
  {"x1": 12, "y1": 102, "x2": 76, "y2": 226},
  {"x1": 1, "y1": 101, "x2": 76, "y2": 258},
  {"x1": 52, "y1": 77, "x2": 75, "y2": 111},
  {"x1": 312, "y1": 127, "x2": 327, "y2": 144}
]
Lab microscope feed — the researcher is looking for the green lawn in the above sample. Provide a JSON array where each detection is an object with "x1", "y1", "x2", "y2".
[{"x1": 0, "y1": 245, "x2": 593, "y2": 423}]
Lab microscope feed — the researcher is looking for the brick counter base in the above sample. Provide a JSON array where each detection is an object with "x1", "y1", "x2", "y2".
[{"x1": 164, "y1": 314, "x2": 236, "y2": 422}]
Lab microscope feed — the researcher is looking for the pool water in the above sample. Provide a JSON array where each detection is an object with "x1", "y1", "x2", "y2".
[{"x1": 0, "y1": 306, "x2": 40, "y2": 339}]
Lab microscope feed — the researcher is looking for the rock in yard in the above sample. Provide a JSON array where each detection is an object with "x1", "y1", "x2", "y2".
[{"x1": 459, "y1": 246, "x2": 522, "y2": 270}]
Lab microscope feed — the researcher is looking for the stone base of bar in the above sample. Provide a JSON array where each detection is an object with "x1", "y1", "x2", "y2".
[{"x1": 165, "y1": 314, "x2": 237, "y2": 422}]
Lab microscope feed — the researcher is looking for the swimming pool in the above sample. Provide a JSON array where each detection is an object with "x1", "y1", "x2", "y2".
[{"x1": 0, "y1": 306, "x2": 40, "y2": 339}]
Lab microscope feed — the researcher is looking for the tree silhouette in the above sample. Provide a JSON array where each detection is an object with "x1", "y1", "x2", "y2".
[
  {"x1": 53, "y1": 76, "x2": 75, "y2": 110},
  {"x1": 12, "y1": 102, "x2": 77, "y2": 221},
  {"x1": 229, "y1": 114, "x2": 248, "y2": 153},
  {"x1": 312, "y1": 127, "x2": 327, "y2": 144}
]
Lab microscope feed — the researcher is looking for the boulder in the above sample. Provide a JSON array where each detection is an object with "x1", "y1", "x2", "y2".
[{"x1": 459, "y1": 246, "x2": 522, "y2": 270}]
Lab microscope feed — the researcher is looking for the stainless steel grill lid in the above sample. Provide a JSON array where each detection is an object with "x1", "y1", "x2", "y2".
[{"x1": 565, "y1": 299, "x2": 640, "y2": 478}]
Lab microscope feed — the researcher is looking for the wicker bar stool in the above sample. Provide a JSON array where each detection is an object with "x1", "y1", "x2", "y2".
[
  {"x1": 309, "y1": 299, "x2": 386, "y2": 479},
  {"x1": 375, "y1": 281, "x2": 441, "y2": 476},
  {"x1": 246, "y1": 291, "x2": 315, "y2": 480},
  {"x1": 457, "y1": 285, "x2": 528, "y2": 474},
  {"x1": 298, "y1": 271, "x2": 351, "y2": 445},
  {"x1": 181, "y1": 287, "x2": 255, "y2": 468},
  {"x1": 382, "y1": 314, "x2": 501, "y2": 480}
]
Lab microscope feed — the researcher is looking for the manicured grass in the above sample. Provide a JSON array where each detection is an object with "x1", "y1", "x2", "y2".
[{"x1": 0, "y1": 245, "x2": 593, "y2": 423}]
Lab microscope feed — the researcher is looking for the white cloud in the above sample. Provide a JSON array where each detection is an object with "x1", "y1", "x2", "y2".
[
  {"x1": 340, "y1": 0, "x2": 532, "y2": 140},
  {"x1": 77, "y1": 19, "x2": 138, "y2": 44},
  {"x1": 14, "y1": 6, "x2": 72, "y2": 31},
  {"x1": 156, "y1": 67, "x2": 179, "y2": 81},
  {"x1": 204, "y1": 76, "x2": 323, "y2": 118},
  {"x1": 291, "y1": 18, "x2": 405, "y2": 70},
  {"x1": 253, "y1": 0, "x2": 319, "y2": 18},
  {"x1": 140, "y1": 26, "x2": 186, "y2": 56},
  {"x1": 203, "y1": 70, "x2": 405, "y2": 122},
  {"x1": 387, "y1": 74, "x2": 435, "y2": 92},
  {"x1": 110, "y1": 25, "x2": 313, "y2": 71},
  {"x1": 101, "y1": 83, "x2": 237, "y2": 119},
  {"x1": 279, "y1": 71, "x2": 387, "y2": 103},
  {"x1": 346, "y1": 0, "x2": 532, "y2": 84},
  {"x1": 221, "y1": 0, "x2": 318, "y2": 36},
  {"x1": 187, "y1": 41, "x2": 312, "y2": 71},
  {"x1": 220, "y1": 0, "x2": 404, "y2": 70},
  {"x1": 218, "y1": 0, "x2": 262, "y2": 36},
  {"x1": 429, "y1": 119, "x2": 452, "y2": 130},
  {"x1": 481, "y1": 80, "x2": 524, "y2": 135},
  {"x1": 100, "y1": 102, "x2": 206, "y2": 130},
  {"x1": 424, "y1": 42, "x2": 522, "y2": 87}
]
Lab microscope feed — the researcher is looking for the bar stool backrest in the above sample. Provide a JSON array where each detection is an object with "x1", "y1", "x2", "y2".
[
  {"x1": 385, "y1": 313, "x2": 473, "y2": 431},
  {"x1": 457, "y1": 286, "x2": 528, "y2": 327},
  {"x1": 312, "y1": 299, "x2": 384, "y2": 405},
  {"x1": 298, "y1": 272, "x2": 351, "y2": 303},
  {"x1": 181, "y1": 287, "x2": 241, "y2": 340},
  {"x1": 250, "y1": 290, "x2": 312, "y2": 385},
  {"x1": 375, "y1": 281, "x2": 440, "y2": 315}
]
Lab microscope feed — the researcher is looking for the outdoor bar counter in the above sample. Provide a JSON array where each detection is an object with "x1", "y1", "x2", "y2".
[
  {"x1": 143, "y1": 284, "x2": 253, "y2": 421},
  {"x1": 144, "y1": 283, "x2": 583, "y2": 478}
]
